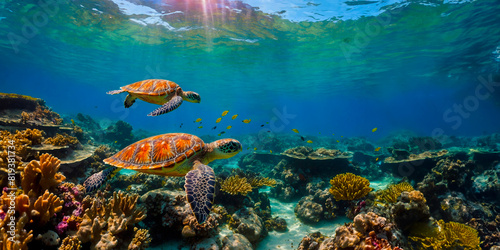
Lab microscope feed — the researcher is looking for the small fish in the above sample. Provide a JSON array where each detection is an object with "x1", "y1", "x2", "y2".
[
  {"x1": 217, "y1": 133, "x2": 221, "y2": 136},
  {"x1": 375, "y1": 157, "x2": 379, "y2": 161},
  {"x1": 71, "y1": 119, "x2": 75, "y2": 125},
  {"x1": 336, "y1": 140, "x2": 340, "y2": 143},
  {"x1": 232, "y1": 114, "x2": 238, "y2": 120},
  {"x1": 300, "y1": 136, "x2": 305, "y2": 141},
  {"x1": 292, "y1": 128, "x2": 299, "y2": 133},
  {"x1": 247, "y1": 147, "x2": 250, "y2": 150},
  {"x1": 198, "y1": 126, "x2": 203, "y2": 129},
  {"x1": 195, "y1": 118, "x2": 202, "y2": 123},
  {"x1": 180, "y1": 123, "x2": 183, "y2": 128},
  {"x1": 332, "y1": 133, "x2": 335, "y2": 136},
  {"x1": 114, "y1": 141, "x2": 118, "y2": 143},
  {"x1": 242, "y1": 119, "x2": 251, "y2": 123},
  {"x1": 220, "y1": 131, "x2": 226, "y2": 135},
  {"x1": 221, "y1": 110, "x2": 229, "y2": 117},
  {"x1": 270, "y1": 150, "x2": 272, "y2": 153},
  {"x1": 261, "y1": 124, "x2": 264, "y2": 127},
  {"x1": 212, "y1": 126, "x2": 217, "y2": 130},
  {"x1": 267, "y1": 130, "x2": 271, "y2": 132},
  {"x1": 227, "y1": 126, "x2": 232, "y2": 129},
  {"x1": 254, "y1": 147, "x2": 257, "y2": 150},
  {"x1": 341, "y1": 136, "x2": 343, "y2": 137},
  {"x1": 374, "y1": 147, "x2": 381, "y2": 152},
  {"x1": 372, "y1": 127, "x2": 377, "y2": 132},
  {"x1": 306, "y1": 140, "x2": 313, "y2": 143},
  {"x1": 318, "y1": 132, "x2": 321, "y2": 134},
  {"x1": 216, "y1": 117, "x2": 222, "y2": 123}
]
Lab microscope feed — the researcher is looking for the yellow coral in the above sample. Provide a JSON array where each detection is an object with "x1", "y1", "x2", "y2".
[
  {"x1": 328, "y1": 173, "x2": 372, "y2": 201},
  {"x1": 376, "y1": 182, "x2": 414, "y2": 203},
  {"x1": 0, "y1": 212, "x2": 33, "y2": 250},
  {"x1": 409, "y1": 220, "x2": 481, "y2": 250},
  {"x1": 44, "y1": 133, "x2": 79, "y2": 147},
  {"x1": 59, "y1": 236, "x2": 81, "y2": 250},
  {"x1": 248, "y1": 177, "x2": 277, "y2": 188},
  {"x1": 21, "y1": 153, "x2": 66, "y2": 198},
  {"x1": 128, "y1": 227, "x2": 152, "y2": 250},
  {"x1": 220, "y1": 176, "x2": 253, "y2": 196}
]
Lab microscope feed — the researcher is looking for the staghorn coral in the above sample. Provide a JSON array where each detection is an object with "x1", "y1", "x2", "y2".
[
  {"x1": 0, "y1": 212, "x2": 33, "y2": 250},
  {"x1": 76, "y1": 191, "x2": 147, "y2": 249},
  {"x1": 409, "y1": 220, "x2": 481, "y2": 250},
  {"x1": 44, "y1": 133, "x2": 80, "y2": 148},
  {"x1": 329, "y1": 173, "x2": 372, "y2": 201},
  {"x1": 220, "y1": 176, "x2": 253, "y2": 196},
  {"x1": 128, "y1": 227, "x2": 151, "y2": 250},
  {"x1": 376, "y1": 182, "x2": 414, "y2": 203},
  {"x1": 21, "y1": 153, "x2": 66, "y2": 198},
  {"x1": 58, "y1": 236, "x2": 81, "y2": 250},
  {"x1": 248, "y1": 176, "x2": 277, "y2": 188}
]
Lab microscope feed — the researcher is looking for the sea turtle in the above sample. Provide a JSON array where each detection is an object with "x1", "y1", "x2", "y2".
[
  {"x1": 83, "y1": 133, "x2": 242, "y2": 224},
  {"x1": 107, "y1": 79, "x2": 201, "y2": 116}
]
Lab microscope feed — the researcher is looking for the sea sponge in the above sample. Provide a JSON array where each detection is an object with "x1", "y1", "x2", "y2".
[
  {"x1": 376, "y1": 182, "x2": 414, "y2": 203},
  {"x1": 409, "y1": 220, "x2": 481, "y2": 249},
  {"x1": 31, "y1": 190, "x2": 64, "y2": 225},
  {"x1": 329, "y1": 173, "x2": 372, "y2": 201},
  {"x1": 59, "y1": 236, "x2": 81, "y2": 250},
  {"x1": 44, "y1": 133, "x2": 80, "y2": 148},
  {"x1": 21, "y1": 153, "x2": 66, "y2": 198},
  {"x1": 220, "y1": 176, "x2": 253, "y2": 196}
]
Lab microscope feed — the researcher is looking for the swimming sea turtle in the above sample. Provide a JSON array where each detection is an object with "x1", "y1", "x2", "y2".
[
  {"x1": 107, "y1": 79, "x2": 201, "y2": 116},
  {"x1": 83, "y1": 133, "x2": 242, "y2": 224}
]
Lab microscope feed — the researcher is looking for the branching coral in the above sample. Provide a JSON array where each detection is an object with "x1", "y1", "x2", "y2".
[
  {"x1": 76, "y1": 191, "x2": 147, "y2": 249},
  {"x1": 0, "y1": 212, "x2": 33, "y2": 250},
  {"x1": 44, "y1": 133, "x2": 80, "y2": 148},
  {"x1": 376, "y1": 182, "x2": 414, "y2": 203},
  {"x1": 409, "y1": 220, "x2": 481, "y2": 249},
  {"x1": 31, "y1": 190, "x2": 64, "y2": 226},
  {"x1": 0, "y1": 129, "x2": 44, "y2": 162},
  {"x1": 59, "y1": 236, "x2": 81, "y2": 250},
  {"x1": 21, "y1": 153, "x2": 66, "y2": 198},
  {"x1": 329, "y1": 173, "x2": 372, "y2": 201},
  {"x1": 248, "y1": 177, "x2": 277, "y2": 188},
  {"x1": 220, "y1": 176, "x2": 253, "y2": 196},
  {"x1": 128, "y1": 227, "x2": 152, "y2": 250}
]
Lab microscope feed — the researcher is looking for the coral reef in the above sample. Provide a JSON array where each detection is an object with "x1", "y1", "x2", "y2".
[
  {"x1": 104, "y1": 120, "x2": 135, "y2": 148},
  {"x1": 58, "y1": 235, "x2": 81, "y2": 250},
  {"x1": 282, "y1": 146, "x2": 352, "y2": 160},
  {"x1": 128, "y1": 227, "x2": 152, "y2": 250},
  {"x1": 391, "y1": 191, "x2": 430, "y2": 231},
  {"x1": 44, "y1": 133, "x2": 80, "y2": 149},
  {"x1": 329, "y1": 173, "x2": 372, "y2": 201},
  {"x1": 76, "y1": 191, "x2": 147, "y2": 249},
  {"x1": 0, "y1": 128, "x2": 44, "y2": 163},
  {"x1": 22, "y1": 153, "x2": 66, "y2": 198},
  {"x1": 229, "y1": 207, "x2": 267, "y2": 244},
  {"x1": 295, "y1": 195, "x2": 324, "y2": 224},
  {"x1": 409, "y1": 220, "x2": 481, "y2": 249},
  {"x1": 220, "y1": 176, "x2": 253, "y2": 196},
  {"x1": 0, "y1": 212, "x2": 33, "y2": 250},
  {"x1": 376, "y1": 182, "x2": 414, "y2": 204}
]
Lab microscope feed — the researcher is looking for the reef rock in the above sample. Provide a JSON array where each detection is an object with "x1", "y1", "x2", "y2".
[
  {"x1": 220, "y1": 233, "x2": 253, "y2": 250},
  {"x1": 230, "y1": 207, "x2": 267, "y2": 244},
  {"x1": 295, "y1": 195, "x2": 323, "y2": 224}
]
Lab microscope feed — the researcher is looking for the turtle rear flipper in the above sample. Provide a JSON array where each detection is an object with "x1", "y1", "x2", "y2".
[
  {"x1": 148, "y1": 95, "x2": 183, "y2": 116},
  {"x1": 107, "y1": 89, "x2": 125, "y2": 95},
  {"x1": 83, "y1": 167, "x2": 120, "y2": 193},
  {"x1": 184, "y1": 162, "x2": 215, "y2": 224}
]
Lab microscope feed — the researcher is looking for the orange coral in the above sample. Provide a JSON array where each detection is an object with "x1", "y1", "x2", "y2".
[
  {"x1": 30, "y1": 190, "x2": 64, "y2": 225},
  {"x1": 44, "y1": 133, "x2": 79, "y2": 148},
  {"x1": 0, "y1": 212, "x2": 33, "y2": 250},
  {"x1": 21, "y1": 153, "x2": 66, "y2": 198},
  {"x1": 329, "y1": 173, "x2": 372, "y2": 201}
]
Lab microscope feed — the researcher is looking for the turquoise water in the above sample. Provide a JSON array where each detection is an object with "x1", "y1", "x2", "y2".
[{"x1": 2, "y1": 0, "x2": 500, "y2": 140}]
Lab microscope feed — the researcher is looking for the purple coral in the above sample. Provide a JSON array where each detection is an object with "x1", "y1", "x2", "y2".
[{"x1": 56, "y1": 216, "x2": 69, "y2": 235}]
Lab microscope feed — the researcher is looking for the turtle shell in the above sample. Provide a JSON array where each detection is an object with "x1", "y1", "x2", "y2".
[
  {"x1": 104, "y1": 133, "x2": 205, "y2": 175},
  {"x1": 122, "y1": 79, "x2": 179, "y2": 96}
]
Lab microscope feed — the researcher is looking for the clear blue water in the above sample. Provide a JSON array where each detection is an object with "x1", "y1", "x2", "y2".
[{"x1": 1, "y1": 0, "x2": 500, "y2": 140}]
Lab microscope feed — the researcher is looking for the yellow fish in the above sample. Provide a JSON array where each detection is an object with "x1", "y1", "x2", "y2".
[
  {"x1": 374, "y1": 147, "x2": 381, "y2": 152},
  {"x1": 270, "y1": 150, "x2": 273, "y2": 153},
  {"x1": 227, "y1": 126, "x2": 232, "y2": 129},
  {"x1": 232, "y1": 114, "x2": 238, "y2": 120},
  {"x1": 253, "y1": 147, "x2": 257, "y2": 150},
  {"x1": 114, "y1": 141, "x2": 117, "y2": 143},
  {"x1": 375, "y1": 157, "x2": 379, "y2": 161},
  {"x1": 292, "y1": 129, "x2": 299, "y2": 133},
  {"x1": 332, "y1": 133, "x2": 335, "y2": 136},
  {"x1": 222, "y1": 110, "x2": 229, "y2": 117},
  {"x1": 217, "y1": 133, "x2": 221, "y2": 136},
  {"x1": 306, "y1": 140, "x2": 313, "y2": 143},
  {"x1": 195, "y1": 118, "x2": 202, "y2": 123},
  {"x1": 372, "y1": 127, "x2": 378, "y2": 132},
  {"x1": 336, "y1": 140, "x2": 340, "y2": 143},
  {"x1": 198, "y1": 126, "x2": 203, "y2": 129},
  {"x1": 243, "y1": 119, "x2": 251, "y2": 123},
  {"x1": 216, "y1": 118, "x2": 222, "y2": 123},
  {"x1": 341, "y1": 136, "x2": 343, "y2": 137},
  {"x1": 71, "y1": 119, "x2": 75, "y2": 125}
]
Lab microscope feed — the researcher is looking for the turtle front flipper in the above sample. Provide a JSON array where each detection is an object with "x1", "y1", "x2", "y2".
[
  {"x1": 83, "y1": 167, "x2": 121, "y2": 193},
  {"x1": 148, "y1": 95, "x2": 183, "y2": 116},
  {"x1": 124, "y1": 94, "x2": 137, "y2": 108},
  {"x1": 184, "y1": 162, "x2": 215, "y2": 224},
  {"x1": 107, "y1": 89, "x2": 125, "y2": 95}
]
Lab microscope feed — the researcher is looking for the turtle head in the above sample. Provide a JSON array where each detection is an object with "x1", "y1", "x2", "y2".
[
  {"x1": 183, "y1": 91, "x2": 201, "y2": 103},
  {"x1": 208, "y1": 139, "x2": 242, "y2": 161}
]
